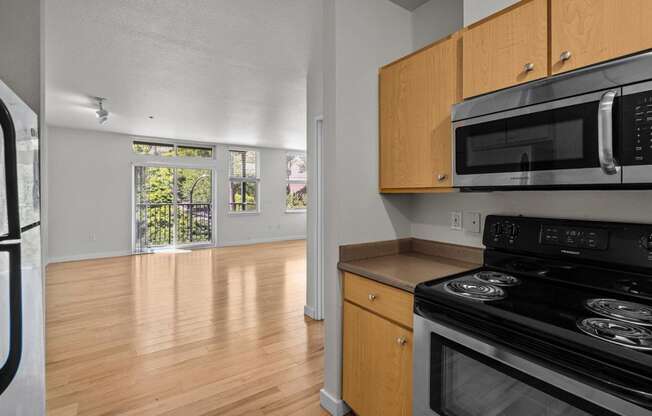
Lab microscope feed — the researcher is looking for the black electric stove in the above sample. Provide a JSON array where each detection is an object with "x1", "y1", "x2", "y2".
[{"x1": 414, "y1": 215, "x2": 652, "y2": 415}]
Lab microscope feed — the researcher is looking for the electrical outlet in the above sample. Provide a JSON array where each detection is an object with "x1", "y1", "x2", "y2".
[
  {"x1": 89, "y1": 232, "x2": 97, "y2": 242},
  {"x1": 451, "y1": 212, "x2": 462, "y2": 231},
  {"x1": 465, "y1": 212, "x2": 481, "y2": 234}
]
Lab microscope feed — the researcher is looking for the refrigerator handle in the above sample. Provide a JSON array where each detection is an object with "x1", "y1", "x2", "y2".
[
  {"x1": 0, "y1": 244, "x2": 22, "y2": 395},
  {"x1": 0, "y1": 98, "x2": 24, "y2": 394},
  {"x1": 0, "y1": 99, "x2": 21, "y2": 240}
]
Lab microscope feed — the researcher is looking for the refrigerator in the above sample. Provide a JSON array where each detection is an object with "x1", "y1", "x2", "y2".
[{"x1": 0, "y1": 79, "x2": 45, "y2": 415}]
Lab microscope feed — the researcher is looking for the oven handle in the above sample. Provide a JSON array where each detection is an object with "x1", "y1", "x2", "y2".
[{"x1": 598, "y1": 90, "x2": 620, "y2": 175}]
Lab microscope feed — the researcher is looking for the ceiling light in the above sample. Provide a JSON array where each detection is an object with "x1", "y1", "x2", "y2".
[{"x1": 95, "y1": 97, "x2": 109, "y2": 125}]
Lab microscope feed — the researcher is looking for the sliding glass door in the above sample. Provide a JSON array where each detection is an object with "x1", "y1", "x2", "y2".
[{"x1": 134, "y1": 166, "x2": 213, "y2": 252}]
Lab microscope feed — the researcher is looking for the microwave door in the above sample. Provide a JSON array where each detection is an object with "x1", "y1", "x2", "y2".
[{"x1": 453, "y1": 89, "x2": 623, "y2": 188}]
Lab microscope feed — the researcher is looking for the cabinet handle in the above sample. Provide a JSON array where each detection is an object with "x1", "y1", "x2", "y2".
[
  {"x1": 368, "y1": 293, "x2": 377, "y2": 301},
  {"x1": 560, "y1": 50, "x2": 572, "y2": 62},
  {"x1": 523, "y1": 62, "x2": 535, "y2": 72},
  {"x1": 396, "y1": 336, "x2": 407, "y2": 346},
  {"x1": 437, "y1": 174, "x2": 448, "y2": 182}
]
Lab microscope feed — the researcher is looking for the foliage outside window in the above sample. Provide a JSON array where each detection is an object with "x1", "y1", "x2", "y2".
[
  {"x1": 229, "y1": 150, "x2": 259, "y2": 212},
  {"x1": 286, "y1": 152, "x2": 307, "y2": 211},
  {"x1": 132, "y1": 140, "x2": 213, "y2": 158}
]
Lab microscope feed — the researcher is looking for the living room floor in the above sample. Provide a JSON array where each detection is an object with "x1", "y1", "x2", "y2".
[{"x1": 45, "y1": 240, "x2": 327, "y2": 416}]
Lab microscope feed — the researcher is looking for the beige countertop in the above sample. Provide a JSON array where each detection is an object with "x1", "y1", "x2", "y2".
[{"x1": 338, "y1": 238, "x2": 482, "y2": 293}]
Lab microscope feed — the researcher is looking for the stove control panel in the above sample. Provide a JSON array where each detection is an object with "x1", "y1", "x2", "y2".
[
  {"x1": 541, "y1": 226, "x2": 609, "y2": 250},
  {"x1": 484, "y1": 215, "x2": 652, "y2": 269}
]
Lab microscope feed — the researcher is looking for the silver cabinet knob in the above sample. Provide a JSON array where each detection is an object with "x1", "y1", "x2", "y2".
[
  {"x1": 437, "y1": 174, "x2": 448, "y2": 182},
  {"x1": 368, "y1": 293, "x2": 377, "y2": 301},
  {"x1": 523, "y1": 62, "x2": 535, "y2": 72},
  {"x1": 396, "y1": 336, "x2": 407, "y2": 346},
  {"x1": 560, "y1": 50, "x2": 572, "y2": 62}
]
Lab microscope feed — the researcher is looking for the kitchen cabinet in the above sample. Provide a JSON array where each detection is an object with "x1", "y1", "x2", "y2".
[
  {"x1": 462, "y1": 0, "x2": 548, "y2": 98},
  {"x1": 379, "y1": 33, "x2": 461, "y2": 193},
  {"x1": 342, "y1": 272, "x2": 413, "y2": 416},
  {"x1": 550, "y1": 0, "x2": 652, "y2": 74},
  {"x1": 343, "y1": 302, "x2": 412, "y2": 416}
]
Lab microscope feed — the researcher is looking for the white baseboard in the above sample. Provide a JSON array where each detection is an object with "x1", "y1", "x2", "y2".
[
  {"x1": 304, "y1": 305, "x2": 317, "y2": 320},
  {"x1": 47, "y1": 250, "x2": 133, "y2": 265},
  {"x1": 219, "y1": 235, "x2": 306, "y2": 247},
  {"x1": 320, "y1": 389, "x2": 350, "y2": 416}
]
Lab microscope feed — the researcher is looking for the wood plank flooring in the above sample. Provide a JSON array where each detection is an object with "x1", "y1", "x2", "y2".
[{"x1": 45, "y1": 240, "x2": 329, "y2": 416}]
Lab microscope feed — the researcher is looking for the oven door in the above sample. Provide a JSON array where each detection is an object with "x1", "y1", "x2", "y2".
[
  {"x1": 452, "y1": 89, "x2": 623, "y2": 188},
  {"x1": 413, "y1": 315, "x2": 649, "y2": 416}
]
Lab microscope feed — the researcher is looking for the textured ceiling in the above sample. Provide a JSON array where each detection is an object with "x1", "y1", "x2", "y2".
[
  {"x1": 389, "y1": 0, "x2": 431, "y2": 11},
  {"x1": 46, "y1": 0, "x2": 315, "y2": 150}
]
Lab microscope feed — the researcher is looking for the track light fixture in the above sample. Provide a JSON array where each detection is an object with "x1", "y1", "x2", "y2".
[{"x1": 95, "y1": 97, "x2": 109, "y2": 125}]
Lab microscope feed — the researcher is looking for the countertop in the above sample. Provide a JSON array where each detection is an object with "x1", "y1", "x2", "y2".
[{"x1": 338, "y1": 238, "x2": 482, "y2": 293}]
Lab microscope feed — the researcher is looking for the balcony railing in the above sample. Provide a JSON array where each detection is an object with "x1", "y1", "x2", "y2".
[{"x1": 135, "y1": 203, "x2": 212, "y2": 249}]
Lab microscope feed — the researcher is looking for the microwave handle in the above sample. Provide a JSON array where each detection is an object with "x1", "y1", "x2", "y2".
[{"x1": 598, "y1": 90, "x2": 620, "y2": 175}]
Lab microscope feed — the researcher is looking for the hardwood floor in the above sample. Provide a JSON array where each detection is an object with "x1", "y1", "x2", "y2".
[{"x1": 45, "y1": 240, "x2": 329, "y2": 416}]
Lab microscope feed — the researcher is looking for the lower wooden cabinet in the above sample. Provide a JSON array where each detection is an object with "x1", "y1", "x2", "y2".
[{"x1": 343, "y1": 297, "x2": 413, "y2": 416}]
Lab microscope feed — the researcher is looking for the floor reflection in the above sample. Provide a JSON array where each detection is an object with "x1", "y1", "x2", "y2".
[{"x1": 45, "y1": 240, "x2": 326, "y2": 415}]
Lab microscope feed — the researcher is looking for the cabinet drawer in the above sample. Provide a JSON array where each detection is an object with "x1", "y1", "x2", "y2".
[{"x1": 343, "y1": 272, "x2": 413, "y2": 329}]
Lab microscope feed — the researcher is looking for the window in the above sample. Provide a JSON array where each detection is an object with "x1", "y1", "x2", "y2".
[
  {"x1": 132, "y1": 141, "x2": 175, "y2": 157},
  {"x1": 132, "y1": 140, "x2": 213, "y2": 158},
  {"x1": 286, "y1": 152, "x2": 307, "y2": 211},
  {"x1": 229, "y1": 150, "x2": 259, "y2": 212}
]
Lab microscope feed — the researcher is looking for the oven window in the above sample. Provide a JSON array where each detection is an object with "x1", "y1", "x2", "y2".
[
  {"x1": 455, "y1": 101, "x2": 606, "y2": 175},
  {"x1": 430, "y1": 335, "x2": 615, "y2": 416}
]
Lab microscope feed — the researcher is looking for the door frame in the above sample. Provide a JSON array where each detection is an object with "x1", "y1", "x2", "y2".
[
  {"x1": 131, "y1": 161, "x2": 217, "y2": 253},
  {"x1": 307, "y1": 116, "x2": 325, "y2": 320}
]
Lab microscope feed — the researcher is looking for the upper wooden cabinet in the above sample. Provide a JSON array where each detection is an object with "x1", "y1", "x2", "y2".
[
  {"x1": 379, "y1": 33, "x2": 461, "y2": 192},
  {"x1": 551, "y1": 0, "x2": 652, "y2": 74},
  {"x1": 462, "y1": 0, "x2": 548, "y2": 99}
]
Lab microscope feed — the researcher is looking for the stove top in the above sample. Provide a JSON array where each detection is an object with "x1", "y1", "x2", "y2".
[
  {"x1": 418, "y1": 264, "x2": 652, "y2": 356},
  {"x1": 415, "y1": 215, "x2": 652, "y2": 411}
]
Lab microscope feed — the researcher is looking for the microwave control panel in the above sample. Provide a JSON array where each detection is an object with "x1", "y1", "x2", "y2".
[{"x1": 622, "y1": 90, "x2": 652, "y2": 165}]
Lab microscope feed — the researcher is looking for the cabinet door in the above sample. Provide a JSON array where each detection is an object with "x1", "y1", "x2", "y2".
[
  {"x1": 462, "y1": 0, "x2": 548, "y2": 98},
  {"x1": 343, "y1": 301, "x2": 412, "y2": 416},
  {"x1": 379, "y1": 33, "x2": 460, "y2": 191},
  {"x1": 551, "y1": 0, "x2": 652, "y2": 74}
]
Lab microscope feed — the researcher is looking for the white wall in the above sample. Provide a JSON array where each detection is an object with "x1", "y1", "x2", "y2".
[
  {"x1": 463, "y1": 0, "x2": 519, "y2": 26},
  {"x1": 0, "y1": 0, "x2": 42, "y2": 113},
  {"x1": 320, "y1": 0, "x2": 414, "y2": 413},
  {"x1": 46, "y1": 126, "x2": 306, "y2": 263},
  {"x1": 412, "y1": 0, "x2": 463, "y2": 49},
  {"x1": 411, "y1": 191, "x2": 652, "y2": 248}
]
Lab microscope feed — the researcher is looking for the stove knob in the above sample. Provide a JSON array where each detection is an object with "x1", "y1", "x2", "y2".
[{"x1": 641, "y1": 234, "x2": 652, "y2": 251}]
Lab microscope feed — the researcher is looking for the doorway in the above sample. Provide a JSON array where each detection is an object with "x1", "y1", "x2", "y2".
[{"x1": 133, "y1": 165, "x2": 214, "y2": 253}]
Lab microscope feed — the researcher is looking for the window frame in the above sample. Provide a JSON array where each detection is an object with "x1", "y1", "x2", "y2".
[
  {"x1": 285, "y1": 151, "x2": 307, "y2": 213},
  {"x1": 228, "y1": 148, "x2": 261, "y2": 214},
  {"x1": 131, "y1": 138, "x2": 216, "y2": 160}
]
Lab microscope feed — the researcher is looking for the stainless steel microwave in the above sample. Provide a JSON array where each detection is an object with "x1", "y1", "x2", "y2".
[{"x1": 452, "y1": 52, "x2": 652, "y2": 190}]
